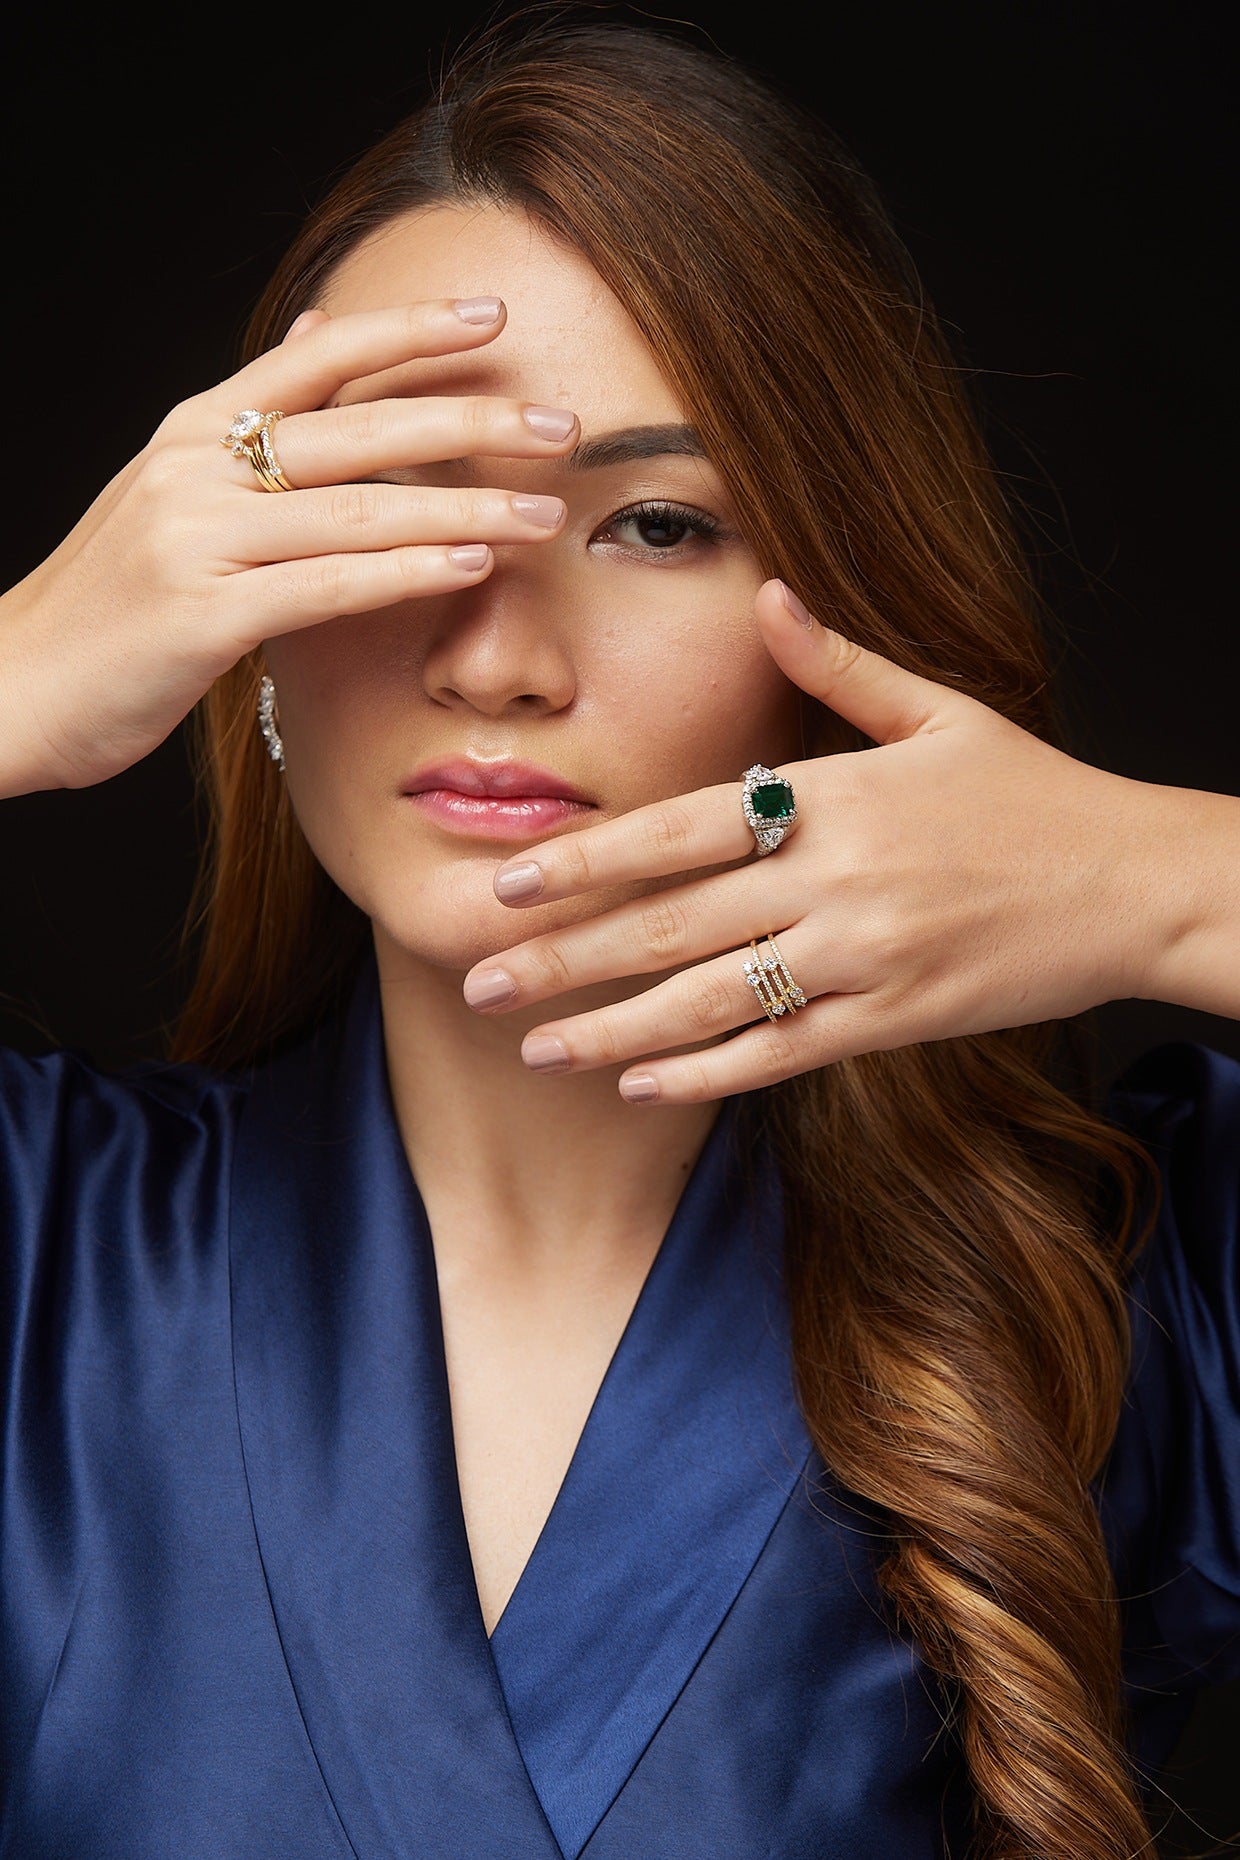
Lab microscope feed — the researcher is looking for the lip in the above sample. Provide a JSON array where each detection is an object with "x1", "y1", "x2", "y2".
[
  {"x1": 402, "y1": 757, "x2": 592, "y2": 802},
  {"x1": 402, "y1": 755, "x2": 596, "y2": 842}
]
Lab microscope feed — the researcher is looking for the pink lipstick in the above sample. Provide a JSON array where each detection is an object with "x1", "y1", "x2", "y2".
[{"x1": 402, "y1": 757, "x2": 595, "y2": 840}]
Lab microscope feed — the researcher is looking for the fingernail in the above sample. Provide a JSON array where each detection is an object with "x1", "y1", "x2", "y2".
[
  {"x1": 523, "y1": 405, "x2": 577, "y2": 442},
  {"x1": 449, "y1": 544, "x2": 491, "y2": 570},
  {"x1": 512, "y1": 494, "x2": 565, "y2": 529},
  {"x1": 523, "y1": 1032, "x2": 570, "y2": 1073},
  {"x1": 777, "y1": 580, "x2": 817, "y2": 629},
  {"x1": 494, "y1": 861, "x2": 544, "y2": 902},
  {"x1": 463, "y1": 967, "x2": 517, "y2": 1010},
  {"x1": 620, "y1": 1074, "x2": 659, "y2": 1103},
  {"x1": 454, "y1": 296, "x2": 503, "y2": 324}
]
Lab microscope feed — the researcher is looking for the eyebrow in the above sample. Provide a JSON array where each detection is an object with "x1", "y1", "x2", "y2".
[{"x1": 564, "y1": 422, "x2": 706, "y2": 471}]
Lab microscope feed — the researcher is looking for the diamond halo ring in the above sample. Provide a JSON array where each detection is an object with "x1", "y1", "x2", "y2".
[{"x1": 740, "y1": 763, "x2": 798, "y2": 856}]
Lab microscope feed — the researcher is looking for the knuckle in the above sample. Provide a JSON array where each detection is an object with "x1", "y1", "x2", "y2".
[
  {"x1": 749, "y1": 1023, "x2": 790, "y2": 1074},
  {"x1": 685, "y1": 972, "x2": 736, "y2": 1033},
  {"x1": 826, "y1": 632, "x2": 866, "y2": 679},
  {"x1": 341, "y1": 399, "x2": 387, "y2": 452},
  {"x1": 670, "y1": 1055, "x2": 714, "y2": 1103},
  {"x1": 556, "y1": 837, "x2": 597, "y2": 892},
  {"x1": 644, "y1": 801, "x2": 696, "y2": 865},
  {"x1": 637, "y1": 894, "x2": 689, "y2": 957},
  {"x1": 305, "y1": 554, "x2": 349, "y2": 612},
  {"x1": 527, "y1": 939, "x2": 574, "y2": 995},
  {"x1": 330, "y1": 481, "x2": 379, "y2": 534},
  {"x1": 587, "y1": 1016, "x2": 624, "y2": 1065},
  {"x1": 138, "y1": 443, "x2": 194, "y2": 497},
  {"x1": 459, "y1": 396, "x2": 492, "y2": 445}
]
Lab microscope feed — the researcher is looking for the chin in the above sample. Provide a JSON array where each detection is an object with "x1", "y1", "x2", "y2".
[{"x1": 366, "y1": 859, "x2": 619, "y2": 974}]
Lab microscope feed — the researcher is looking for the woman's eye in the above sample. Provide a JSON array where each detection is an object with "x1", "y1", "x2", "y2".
[{"x1": 594, "y1": 500, "x2": 722, "y2": 556}]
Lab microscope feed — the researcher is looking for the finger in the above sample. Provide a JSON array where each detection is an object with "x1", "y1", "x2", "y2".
[
  {"x1": 507, "y1": 929, "x2": 835, "y2": 1080},
  {"x1": 283, "y1": 309, "x2": 332, "y2": 342},
  {"x1": 251, "y1": 393, "x2": 580, "y2": 492},
  {"x1": 231, "y1": 480, "x2": 567, "y2": 564},
  {"x1": 488, "y1": 780, "x2": 784, "y2": 908},
  {"x1": 466, "y1": 861, "x2": 833, "y2": 1015},
  {"x1": 614, "y1": 997, "x2": 859, "y2": 1103},
  {"x1": 196, "y1": 296, "x2": 513, "y2": 424},
  {"x1": 241, "y1": 540, "x2": 495, "y2": 636},
  {"x1": 754, "y1": 577, "x2": 967, "y2": 745},
  {"x1": 614, "y1": 980, "x2": 947, "y2": 1101}
]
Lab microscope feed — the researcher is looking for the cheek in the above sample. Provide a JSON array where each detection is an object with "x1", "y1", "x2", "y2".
[{"x1": 593, "y1": 613, "x2": 802, "y2": 784}]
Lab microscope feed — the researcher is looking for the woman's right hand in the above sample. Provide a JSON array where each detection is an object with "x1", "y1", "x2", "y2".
[{"x1": 0, "y1": 297, "x2": 577, "y2": 798}]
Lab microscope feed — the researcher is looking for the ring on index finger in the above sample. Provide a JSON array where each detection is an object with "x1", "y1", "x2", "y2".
[
  {"x1": 220, "y1": 409, "x2": 295, "y2": 492},
  {"x1": 740, "y1": 763, "x2": 798, "y2": 856}
]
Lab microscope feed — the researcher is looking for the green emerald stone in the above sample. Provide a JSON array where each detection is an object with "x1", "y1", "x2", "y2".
[{"x1": 752, "y1": 781, "x2": 793, "y2": 820}]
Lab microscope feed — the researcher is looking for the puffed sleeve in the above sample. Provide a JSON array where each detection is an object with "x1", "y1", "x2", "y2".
[{"x1": 1092, "y1": 1040, "x2": 1240, "y2": 1713}]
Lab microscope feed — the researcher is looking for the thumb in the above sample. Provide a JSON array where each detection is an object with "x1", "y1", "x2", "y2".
[{"x1": 756, "y1": 578, "x2": 958, "y2": 745}]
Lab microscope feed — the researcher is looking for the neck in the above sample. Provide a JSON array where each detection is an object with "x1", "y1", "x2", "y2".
[{"x1": 372, "y1": 924, "x2": 722, "y2": 1288}]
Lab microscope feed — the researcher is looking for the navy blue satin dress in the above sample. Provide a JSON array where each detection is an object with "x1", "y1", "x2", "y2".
[{"x1": 2, "y1": 947, "x2": 1237, "y2": 1858}]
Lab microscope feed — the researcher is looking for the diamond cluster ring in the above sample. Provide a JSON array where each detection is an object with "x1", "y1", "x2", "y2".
[{"x1": 220, "y1": 409, "x2": 294, "y2": 492}]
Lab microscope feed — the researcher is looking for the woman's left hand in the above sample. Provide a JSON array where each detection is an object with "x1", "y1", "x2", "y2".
[{"x1": 461, "y1": 578, "x2": 1194, "y2": 1103}]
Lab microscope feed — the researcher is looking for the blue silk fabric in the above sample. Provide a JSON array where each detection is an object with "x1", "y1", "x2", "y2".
[{"x1": 2, "y1": 947, "x2": 1238, "y2": 1858}]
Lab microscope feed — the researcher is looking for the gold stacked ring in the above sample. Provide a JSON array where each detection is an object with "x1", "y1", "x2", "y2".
[
  {"x1": 743, "y1": 934, "x2": 808, "y2": 1023},
  {"x1": 220, "y1": 409, "x2": 294, "y2": 491}
]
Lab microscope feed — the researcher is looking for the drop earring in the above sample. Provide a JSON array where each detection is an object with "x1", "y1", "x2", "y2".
[{"x1": 257, "y1": 674, "x2": 286, "y2": 772}]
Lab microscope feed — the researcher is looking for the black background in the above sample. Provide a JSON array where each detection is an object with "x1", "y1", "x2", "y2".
[{"x1": 3, "y1": 3, "x2": 1237, "y2": 1847}]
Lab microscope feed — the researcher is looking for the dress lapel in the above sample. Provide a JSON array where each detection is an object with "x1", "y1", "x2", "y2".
[
  {"x1": 229, "y1": 946, "x2": 811, "y2": 1860},
  {"x1": 488, "y1": 1080, "x2": 812, "y2": 1857},
  {"x1": 229, "y1": 952, "x2": 560, "y2": 1859}
]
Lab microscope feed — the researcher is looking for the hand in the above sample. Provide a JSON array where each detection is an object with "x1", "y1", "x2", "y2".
[
  {"x1": 463, "y1": 579, "x2": 1165, "y2": 1103},
  {"x1": 0, "y1": 296, "x2": 578, "y2": 797}
]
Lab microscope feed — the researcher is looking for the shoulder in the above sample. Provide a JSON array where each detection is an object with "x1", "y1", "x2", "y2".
[
  {"x1": 0, "y1": 1038, "x2": 248, "y2": 1177},
  {"x1": 1102, "y1": 1036, "x2": 1240, "y2": 1156},
  {"x1": 1092, "y1": 1039, "x2": 1240, "y2": 1691},
  {"x1": 0, "y1": 1041, "x2": 251, "y2": 1328}
]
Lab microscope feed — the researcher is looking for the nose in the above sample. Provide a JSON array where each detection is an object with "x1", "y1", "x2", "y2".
[{"x1": 419, "y1": 550, "x2": 578, "y2": 718}]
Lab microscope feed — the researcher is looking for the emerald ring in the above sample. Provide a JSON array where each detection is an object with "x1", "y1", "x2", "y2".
[{"x1": 740, "y1": 764, "x2": 798, "y2": 856}]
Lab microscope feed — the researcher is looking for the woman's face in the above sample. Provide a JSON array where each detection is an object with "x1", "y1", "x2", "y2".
[{"x1": 262, "y1": 202, "x2": 806, "y2": 975}]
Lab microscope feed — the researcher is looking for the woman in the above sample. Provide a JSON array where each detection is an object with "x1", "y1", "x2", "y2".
[{"x1": 1, "y1": 14, "x2": 1236, "y2": 1860}]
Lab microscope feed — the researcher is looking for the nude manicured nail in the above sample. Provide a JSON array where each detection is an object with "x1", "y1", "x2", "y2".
[
  {"x1": 522, "y1": 1033, "x2": 570, "y2": 1073},
  {"x1": 523, "y1": 405, "x2": 577, "y2": 441},
  {"x1": 448, "y1": 545, "x2": 490, "y2": 570},
  {"x1": 494, "y1": 862, "x2": 544, "y2": 902},
  {"x1": 777, "y1": 580, "x2": 817, "y2": 629},
  {"x1": 620, "y1": 1074, "x2": 660, "y2": 1103},
  {"x1": 454, "y1": 296, "x2": 503, "y2": 324},
  {"x1": 463, "y1": 968, "x2": 517, "y2": 1010},
  {"x1": 512, "y1": 495, "x2": 565, "y2": 529}
]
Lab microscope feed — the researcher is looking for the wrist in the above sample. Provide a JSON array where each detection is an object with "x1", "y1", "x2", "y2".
[{"x1": 1118, "y1": 775, "x2": 1240, "y2": 1018}]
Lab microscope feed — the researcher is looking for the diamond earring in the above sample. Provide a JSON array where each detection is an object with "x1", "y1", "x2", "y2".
[{"x1": 257, "y1": 674, "x2": 286, "y2": 772}]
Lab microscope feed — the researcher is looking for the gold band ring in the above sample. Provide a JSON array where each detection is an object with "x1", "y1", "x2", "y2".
[
  {"x1": 744, "y1": 934, "x2": 809, "y2": 1023},
  {"x1": 220, "y1": 409, "x2": 294, "y2": 492}
]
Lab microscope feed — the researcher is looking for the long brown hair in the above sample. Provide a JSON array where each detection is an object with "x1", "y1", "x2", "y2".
[{"x1": 173, "y1": 13, "x2": 1164, "y2": 1854}]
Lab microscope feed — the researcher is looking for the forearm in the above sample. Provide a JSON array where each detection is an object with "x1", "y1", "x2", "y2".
[{"x1": 1123, "y1": 777, "x2": 1240, "y2": 1019}]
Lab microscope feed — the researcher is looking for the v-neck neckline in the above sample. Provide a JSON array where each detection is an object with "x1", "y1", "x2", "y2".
[{"x1": 229, "y1": 948, "x2": 812, "y2": 1858}]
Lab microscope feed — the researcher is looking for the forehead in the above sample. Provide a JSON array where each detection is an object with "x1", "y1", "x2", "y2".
[{"x1": 317, "y1": 202, "x2": 684, "y2": 419}]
